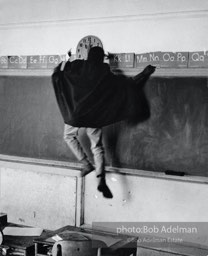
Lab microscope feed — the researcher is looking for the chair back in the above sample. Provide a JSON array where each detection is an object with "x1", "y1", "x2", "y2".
[{"x1": 52, "y1": 239, "x2": 103, "y2": 256}]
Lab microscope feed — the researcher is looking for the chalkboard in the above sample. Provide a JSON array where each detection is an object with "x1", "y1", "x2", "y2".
[{"x1": 0, "y1": 75, "x2": 208, "y2": 177}]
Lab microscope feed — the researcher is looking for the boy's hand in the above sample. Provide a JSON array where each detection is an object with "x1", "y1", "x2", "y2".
[
  {"x1": 143, "y1": 65, "x2": 156, "y2": 76},
  {"x1": 67, "y1": 49, "x2": 72, "y2": 58}
]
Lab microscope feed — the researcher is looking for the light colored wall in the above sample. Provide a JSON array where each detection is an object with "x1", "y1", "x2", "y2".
[
  {"x1": 84, "y1": 172, "x2": 208, "y2": 246},
  {"x1": 0, "y1": 0, "x2": 208, "y2": 55},
  {"x1": 1, "y1": 159, "x2": 208, "y2": 248},
  {"x1": 0, "y1": 160, "x2": 82, "y2": 230},
  {"x1": 85, "y1": 172, "x2": 208, "y2": 223}
]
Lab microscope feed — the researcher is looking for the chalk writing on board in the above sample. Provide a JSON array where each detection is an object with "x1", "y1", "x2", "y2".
[
  {"x1": 109, "y1": 53, "x2": 135, "y2": 68},
  {"x1": 135, "y1": 52, "x2": 161, "y2": 68},
  {"x1": 8, "y1": 56, "x2": 27, "y2": 69},
  {"x1": 0, "y1": 56, "x2": 8, "y2": 68},
  {"x1": 47, "y1": 55, "x2": 66, "y2": 68},
  {"x1": 160, "y1": 52, "x2": 188, "y2": 68},
  {"x1": 1, "y1": 51, "x2": 208, "y2": 70},
  {"x1": 27, "y1": 55, "x2": 48, "y2": 69},
  {"x1": 188, "y1": 51, "x2": 208, "y2": 68}
]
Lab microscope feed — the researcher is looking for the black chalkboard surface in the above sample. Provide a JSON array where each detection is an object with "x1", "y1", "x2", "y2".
[
  {"x1": 0, "y1": 75, "x2": 208, "y2": 177},
  {"x1": 104, "y1": 77, "x2": 208, "y2": 177}
]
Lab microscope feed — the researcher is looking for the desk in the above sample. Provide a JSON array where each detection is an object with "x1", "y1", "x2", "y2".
[
  {"x1": 34, "y1": 225, "x2": 138, "y2": 256},
  {"x1": 1, "y1": 223, "x2": 41, "y2": 256}
]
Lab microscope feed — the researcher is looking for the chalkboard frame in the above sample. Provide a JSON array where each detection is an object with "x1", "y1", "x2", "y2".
[
  {"x1": 0, "y1": 153, "x2": 208, "y2": 185},
  {"x1": 0, "y1": 67, "x2": 208, "y2": 77}
]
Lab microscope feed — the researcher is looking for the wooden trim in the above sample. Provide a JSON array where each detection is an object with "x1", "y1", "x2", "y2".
[
  {"x1": 113, "y1": 67, "x2": 208, "y2": 78},
  {"x1": 0, "y1": 154, "x2": 82, "y2": 177},
  {"x1": 107, "y1": 166, "x2": 208, "y2": 185},
  {"x1": 0, "y1": 69, "x2": 53, "y2": 77},
  {"x1": 0, "y1": 10, "x2": 207, "y2": 30},
  {"x1": 0, "y1": 68, "x2": 208, "y2": 77},
  {"x1": 0, "y1": 154, "x2": 208, "y2": 185},
  {"x1": 75, "y1": 177, "x2": 85, "y2": 227}
]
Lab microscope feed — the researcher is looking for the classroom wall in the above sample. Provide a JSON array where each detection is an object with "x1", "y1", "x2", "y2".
[
  {"x1": 0, "y1": 161, "x2": 78, "y2": 229},
  {"x1": 1, "y1": 0, "x2": 208, "y2": 253},
  {"x1": 0, "y1": 0, "x2": 208, "y2": 55},
  {"x1": 84, "y1": 172, "x2": 208, "y2": 246}
]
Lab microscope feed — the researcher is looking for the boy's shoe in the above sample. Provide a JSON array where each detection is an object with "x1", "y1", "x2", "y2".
[
  {"x1": 97, "y1": 179, "x2": 113, "y2": 199},
  {"x1": 81, "y1": 163, "x2": 95, "y2": 177}
]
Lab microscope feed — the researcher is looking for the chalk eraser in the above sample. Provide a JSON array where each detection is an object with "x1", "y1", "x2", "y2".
[{"x1": 165, "y1": 170, "x2": 185, "y2": 176}]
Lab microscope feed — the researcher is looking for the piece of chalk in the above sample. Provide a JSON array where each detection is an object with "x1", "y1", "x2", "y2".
[{"x1": 165, "y1": 170, "x2": 185, "y2": 176}]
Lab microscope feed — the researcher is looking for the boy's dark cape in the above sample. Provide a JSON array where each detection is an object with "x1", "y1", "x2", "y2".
[{"x1": 52, "y1": 59, "x2": 150, "y2": 128}]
